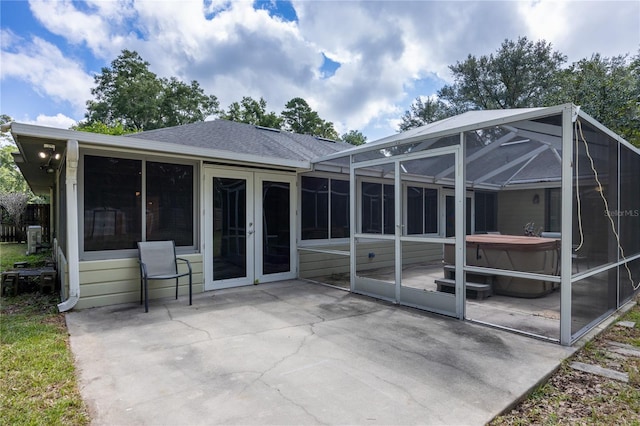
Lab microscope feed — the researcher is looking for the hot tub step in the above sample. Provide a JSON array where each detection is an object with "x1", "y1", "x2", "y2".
[
  {"x1": 443, "y1": 265, "x2": 495, "y2": 284},
  {"x1": 435, "y1": 278, "x2": 492, "y2": 300}
]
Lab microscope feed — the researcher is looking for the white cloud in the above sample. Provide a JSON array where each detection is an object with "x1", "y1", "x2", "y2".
[
  {"x1": 28, "y1": 0, "x2": 137, "y2": 60},
  {"x1": 30, "y1": 113, "x2": 77, "y2": 129},
  {"x1": 4, "y1": 0, "x2": 639, "y2": 141},
  {"x1": 1, "y1": 34, "x2": 94, "y2": 115}
]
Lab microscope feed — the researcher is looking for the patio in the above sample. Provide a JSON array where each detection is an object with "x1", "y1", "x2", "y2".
[{"x1": 66, "y1": 280, "x2": 573, "y2": 425}]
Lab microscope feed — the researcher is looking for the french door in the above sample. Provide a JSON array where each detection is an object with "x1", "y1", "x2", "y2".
[{"x1": 204, "y1": 168, "x2": 296, "y2": 290}]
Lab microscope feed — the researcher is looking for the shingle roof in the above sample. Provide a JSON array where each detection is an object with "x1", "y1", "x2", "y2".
[{"x1": 129, "y1": 119, "x2": 351, "y2": 162}]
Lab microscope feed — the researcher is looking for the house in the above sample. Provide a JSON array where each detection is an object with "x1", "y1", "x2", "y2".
[{"x1": 4, "y1": 103, "x2": 639, "y2": 345}]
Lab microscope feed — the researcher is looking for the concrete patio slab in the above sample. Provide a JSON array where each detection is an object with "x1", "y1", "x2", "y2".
[{"x1": 66, "y1": 280, "x2": 574, "y2": 425}]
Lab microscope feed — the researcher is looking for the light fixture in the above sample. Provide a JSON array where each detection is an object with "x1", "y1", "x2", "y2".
[{"x1": 38, "y1": 143, "x2": 60, "y2": 174}]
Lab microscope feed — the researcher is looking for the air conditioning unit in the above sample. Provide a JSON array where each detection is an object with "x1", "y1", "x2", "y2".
[{"x1": 27, "y1": 226, "x2": 42, "y2": 254}]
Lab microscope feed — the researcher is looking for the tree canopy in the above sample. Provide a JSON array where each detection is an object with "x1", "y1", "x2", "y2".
[
  {"x1": 399, "y1": 97, "x2": 452, "y2": 131},
  {"x1": 400, "y1": 37, "x2": 638, "y2": 147},
  {"x1": 80, "y1": 50, "x2": 353, "y2": 141},
  {"x1": 281, "y1": 97, "x2": 339, "y2": 139},
  {"x1": 341, "y1": 129, "x2": 367, "y2": 146},
  {"x1": 438, "y1": 37, "x2": 566, "y2": 111},
  {"x1": 220, "y1": 96, "x2": 282, "y2": 129},
  {"x1": 0, "y1": 115, "x2": 44, "y2": 201},
  {"x1": 544, "y1": 53, "x2": 640, "y2": 146},
  {"x1": 84, "y1": 50, "x2": 219, "y2": 132}
]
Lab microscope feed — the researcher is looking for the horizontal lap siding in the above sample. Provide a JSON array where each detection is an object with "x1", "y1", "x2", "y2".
[
  {"x1": 75, "y1": 254, "x2": 203, "y2": 309},
  {"x1": 299, "y1": 241, "x2": 443, "y2": 279},
  {"x1": 299, "y1": 244, "x2": 350, "y2": 278},
  {"x1": 498, "y1": 189, "x2": 546, "y2": 235}
]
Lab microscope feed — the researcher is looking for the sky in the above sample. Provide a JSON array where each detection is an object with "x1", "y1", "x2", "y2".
[{"x1": 1, "y1": 0, "x2": 639, "y2": 142}]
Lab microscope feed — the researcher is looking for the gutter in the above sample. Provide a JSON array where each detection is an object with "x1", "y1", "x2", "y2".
[{"x1": 58, "y1": 140, "x2": 80, "y2": 312}]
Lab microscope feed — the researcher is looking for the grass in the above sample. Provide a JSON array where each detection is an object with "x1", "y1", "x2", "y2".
[
  {"x1": 1, "y1": 243, "x2": 89, "y2": 426},
  {"x1": 1, "y1": 242, "x2": 51, "y2": 272},
  {"x1": 491, "y1": 299, "x2": 640, "y2": 425}
]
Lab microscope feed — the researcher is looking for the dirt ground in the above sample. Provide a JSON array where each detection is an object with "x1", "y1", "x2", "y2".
[{"x1": 491, "y1": 300, "x2": 640, "y2": 425}]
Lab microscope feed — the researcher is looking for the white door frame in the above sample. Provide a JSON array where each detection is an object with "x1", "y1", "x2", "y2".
[{"x1": 203, "y1": 167, "x2": 296, "y2": 291}]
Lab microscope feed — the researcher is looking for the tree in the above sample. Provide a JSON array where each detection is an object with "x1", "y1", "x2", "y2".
[
  {"x1": 85, "y1": 50, "x2": 219, "y2": 132},
  {"x1": 545, "y1": 53, "x2": 640, "y2": 147},
  {"x1": 438, "y1": 37, "x2": 566, "y2": 112},
  {"x1": 1, "y1": 115, "x2": 30, "y2": 194},
  {"x1": 0, "y1": 192, "x2": 30, "y2": 241},
  {"x1": 159, "y1": 77, "x2": 220, "y2": 128},
  {"x1": 315, "y1": 120, "x2": 339, "y2": 140},
  {"x1": 71, "y1": 121, "x2": 130, "y2": 135},
  {"x1": 1, "y1": 116, "x2": 47, "y2": 203},
  {"x1": 398, "y1": 97, "x2": 452, "y2": 131},
  {"x1": 281, "y1": 97, "x2": 338, "y2": 139},
  {"x1": 341, "y1": 130, "x2": 367, "y2": 146},
  {"x1": 221, "y1": 97, "x2": 282, "y2": 128}
]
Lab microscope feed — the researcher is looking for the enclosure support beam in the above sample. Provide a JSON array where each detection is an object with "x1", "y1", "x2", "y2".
[
  {"x1": 560, "y1": 105, "x2": 575, "y2": 345},
  {"x1": 455, "y1": 133, "x2": 466, "y2": 320}
]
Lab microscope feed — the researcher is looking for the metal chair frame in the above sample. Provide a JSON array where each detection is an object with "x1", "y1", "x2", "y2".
[{"x1": 137, "y1": 241, "x2": 192, "y2": 312}]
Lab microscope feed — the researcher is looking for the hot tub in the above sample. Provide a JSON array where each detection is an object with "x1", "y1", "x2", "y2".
[{"x1": 444, "y1": 234, "x2": 560, "y2": 298}]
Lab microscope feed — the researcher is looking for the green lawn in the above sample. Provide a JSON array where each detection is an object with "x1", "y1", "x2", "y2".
[
  {"x1": 1, "y1": 243, "x2": 89, "y2": 425},
  {"x1": 1, "y1": 242, "x2": 51, "y2": 272}
]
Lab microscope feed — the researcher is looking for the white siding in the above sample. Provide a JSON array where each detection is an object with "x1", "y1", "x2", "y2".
[
  {"x1": 75, "y1": 254, "x2": 203, "y2": 309},
  {"x1": 299, "y1": 241, "x2": 443, "y2": 279}
]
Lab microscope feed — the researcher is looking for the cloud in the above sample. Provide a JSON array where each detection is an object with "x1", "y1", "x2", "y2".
[
  {"x1": 4, "y1": 0, "x2": 639, "y2": 141},
  {"x1": 0, "y1": 31, "x2": 94, "y2": 114},
  {"x1": 30, "y1": 113, "x2": 77, "y2": 129}
]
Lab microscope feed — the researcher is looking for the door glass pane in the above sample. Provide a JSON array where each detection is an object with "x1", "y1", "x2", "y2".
[
  {"x1": 263, "y1": 181, "x2": 290, "y2": 274},
  {"x1": 213, "y1": 178, "x2": 246, "y2": 280}
]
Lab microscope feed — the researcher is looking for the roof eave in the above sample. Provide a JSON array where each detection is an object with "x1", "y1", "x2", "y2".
[{"x1": 8, "y1": 122, "x2": 311, "y2": 170}]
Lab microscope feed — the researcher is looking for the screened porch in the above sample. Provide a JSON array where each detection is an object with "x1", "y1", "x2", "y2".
[{"x1": 298, "y1": 104, "x2": 640, "y2": 345}]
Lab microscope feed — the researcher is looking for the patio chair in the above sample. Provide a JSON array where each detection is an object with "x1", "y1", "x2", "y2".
[{"x1": 137, "y1": 241, "x2": 192, "y2": 313}]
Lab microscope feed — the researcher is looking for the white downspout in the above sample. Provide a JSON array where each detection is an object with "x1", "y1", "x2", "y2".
[{"x1": 58, "y1": 140, "x2": 80, "y2": 312}]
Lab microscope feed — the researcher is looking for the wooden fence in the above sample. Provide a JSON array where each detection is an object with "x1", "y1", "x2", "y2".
[{"x1": 0, "y1": 204, "x2": 50, "y2": 243}]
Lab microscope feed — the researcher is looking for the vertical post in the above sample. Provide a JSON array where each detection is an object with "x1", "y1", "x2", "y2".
[
  {"x1": 560, "y1": 105, "x2": 574, "y2": 345},
  {"x1": 349, "y1": 156, "x2": 356, "y2": 292},
  {"x1": 394, "y1": 161, "x2": 402, "y2": 303},
  {"x1": 455, "y1": 133, "x2": 465, "y2": 320}
]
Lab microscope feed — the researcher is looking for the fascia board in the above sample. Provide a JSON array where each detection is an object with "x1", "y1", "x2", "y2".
[
  {"x1": 313, "y1": 104, "x2": 568, "y2": 163},
  {"x1": 9, "y1": 122, "x2": 310, "y2": 170}
]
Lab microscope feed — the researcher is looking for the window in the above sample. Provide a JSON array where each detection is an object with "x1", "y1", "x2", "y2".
[
  {"x1": 361, "y1": 182, "x2": 394, "y2": 234},
  {"x1": 545, "y1": 188, "x2": 561, "y2": 233},
  {"x1": 331, "y1": 180, "x2": 350, "y2": 238},
  {"x1": 301, "y1": 176, "x2": 350, "y2": 240},
  {"x1": 406, "y1": 186, "x2": 438, "y2": 235},
  {"x1": 146, "y1": 162, "x2": 194, "y2": 246},
  {"x1": 475, "y1": 191, "x2": 498, "y2": 233},
  {"x1": 301, "y1": 177, "x2": 328, "y2": 239},
  {"x1": 83, "y1": 155, "x2": 194, "y2": 252}
]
